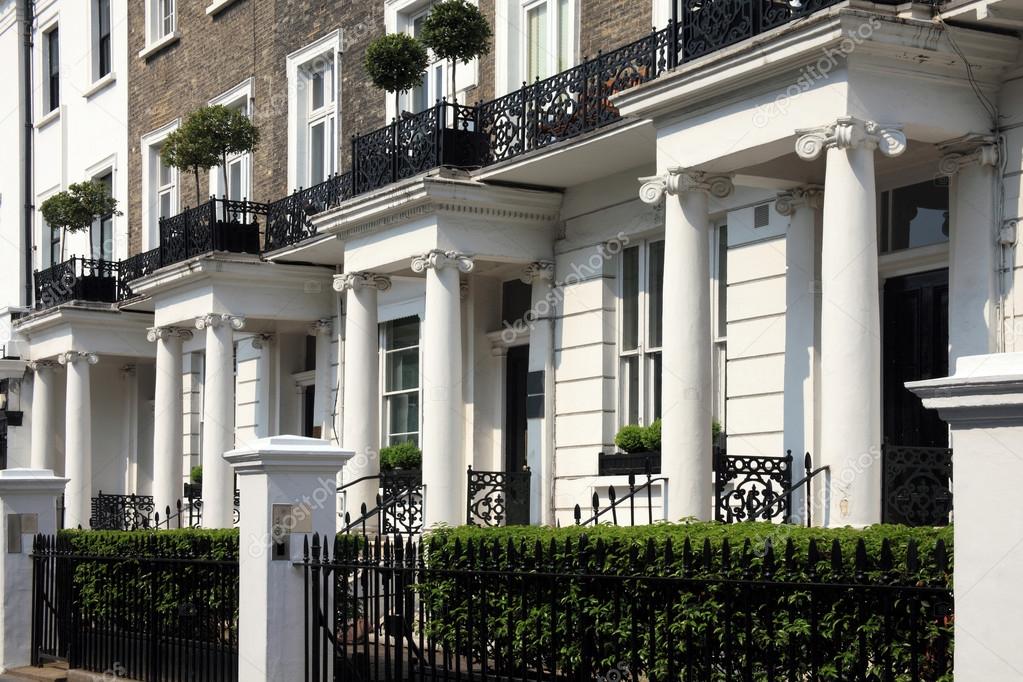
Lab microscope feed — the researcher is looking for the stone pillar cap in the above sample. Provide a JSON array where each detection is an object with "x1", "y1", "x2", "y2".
[
  {"x1": 224, "y1": 435, "x2": 354, "y2": 475},
  {"x1": 0, "y1": 468, "x2": 70, "y2": 495},
  {"x1": 907, "y1": 352, "x2": 1023, "y2": 421}
]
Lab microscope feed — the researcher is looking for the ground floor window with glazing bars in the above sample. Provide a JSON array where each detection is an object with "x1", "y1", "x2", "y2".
[
  {"x1": 300, "y1": 532, "x2": 952, "y2": 682},
  {"x1": 31, "y1": 534, "x2": 239, "y2": 682}
]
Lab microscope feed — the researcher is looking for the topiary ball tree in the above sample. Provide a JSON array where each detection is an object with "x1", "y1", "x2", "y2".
[
  {"x1": 420, "y1": 0, "x2": 493, "y2": 103},
  {"x1": 364, "y1": 33, "x2": 430, "y2": 116},
  {"x1": 40, "y1": 180, "x2": 122, "y2": 261}
]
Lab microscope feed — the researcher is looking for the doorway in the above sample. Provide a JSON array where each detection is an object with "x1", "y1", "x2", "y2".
[
  {"x1": 504, "y1": 345, "x2": 529, "y2": 473},
  {"x1": 882, "y1": 268, "x2": 949, "y2": 447}
]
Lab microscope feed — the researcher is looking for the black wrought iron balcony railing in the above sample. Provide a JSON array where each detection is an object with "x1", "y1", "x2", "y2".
[
  {"x1": 263, "y1": 0, "x2": 855, "y2": 252},
  {"x1": 33, "y1": 256, "x2": 119, "y2": 310}
]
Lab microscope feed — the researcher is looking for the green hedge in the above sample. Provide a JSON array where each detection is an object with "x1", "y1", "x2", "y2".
[{"x1": 418, "y1": 522, "x2": 952, "y2": 681}]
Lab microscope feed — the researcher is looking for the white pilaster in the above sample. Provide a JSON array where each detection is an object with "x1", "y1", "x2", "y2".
[
  {"x1": 196, "y1": 313, "x2": 245, "y2": 528},
  {"x1": 334, "y1": 272, "x2": 391, "y2": 519},
  {"x1": 28, "y1": 361, "x2": 58, "y2": 472},
  {"x1": 796, "y1": 117, "x2": 906, "y2": 526},
  {"x1": 0, "y1": 469, "x2": 68, "y2": 670},
  {"x1": 58, "y1": 351, "x2": 98, "y2": 528},
  {"x1": 412, "y1": 249, "x2": 474, "y2": 527},
  {"x1": 638, "y1": 169, "x2": 733, "y2": 521},
  {"x1": 148, "y1": 326, "x2": 193, "y2": 517},
  {"x1": 776, "y1": 186, "x2": 822, "y2": 522},
  {"x1": 939, "y1": 135, "x2": 999, "y2": 364},
  {"x1": 522, "y1": 261, "x2": 555, "y2": 525},
  {"x1": 309, "y1": 319, "x2": 334, "y2": 440},
  {"x1": 251, "y1": 335, "x2": 275, "y2": 439},
  {"x1": 225, "y1": 436, "x2": 353, "y2": 682}
]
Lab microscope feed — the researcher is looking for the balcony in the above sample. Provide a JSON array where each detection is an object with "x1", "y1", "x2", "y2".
[{"x1": 33, "y1": 256, "x2": 119, "y2": 311}]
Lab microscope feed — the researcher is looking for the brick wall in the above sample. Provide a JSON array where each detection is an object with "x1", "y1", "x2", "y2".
[{"x1": 578, "y1": 0, "x2": 653, "y2": 61}]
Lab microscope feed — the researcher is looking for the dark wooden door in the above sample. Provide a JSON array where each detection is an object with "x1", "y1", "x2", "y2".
[
  {"x1": 882, "y1": 269, "x2": 949, "y2": 447},
  {"x1": 505, "y1": 345, "x2": 529, "y2": 473}
]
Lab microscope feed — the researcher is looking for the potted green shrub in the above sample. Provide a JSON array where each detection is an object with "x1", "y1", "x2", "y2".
[
  {"x1": 600, "y1": 422, "x2": 662, "y2": 475},
  {"x1": 161, "y1": 105, "x2": 261, "y2": 254},
  {"x1": 379, "y1": 441, "x2": 423, "y2": 471},
  {"x1": 184, "y1": 465, "x2": 202, "y2": 499},
  {"x1": 39, "y1": 180, "x2": 122, "y2": 301},
  {"x1": 419, "y1": 0, "x2": 492, "y2": 168}
]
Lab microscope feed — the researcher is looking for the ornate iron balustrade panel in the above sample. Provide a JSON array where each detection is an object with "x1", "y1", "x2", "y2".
[
  {"x1": 466, "y1": 466, "x2": 531, "y2": 527},
  {"x1": 882, "y1": 444, "x2": 953, "y2": 526},
  {"x1": 116, "y1": 248, "x2": 161, "y2": 300},
  {"x1": 396, "y1": 107, "x2": 441, "y2": 181},
  {"x1": 263, "y1": 173, "x2": 354, "y2": 251},
  {"x1": 714, "y1": 451, "x2": 793, "y2": 523},
  {"x1": 34, "y1": 257, "x2": 119, "y2": 310},
  {"x1": 379, "y1": 470, "x2": 423, "y2": 535},
  {"x1": 89, "y1": 492, "x2": 157, "y2": 530},
  {"x1": 33, "y1": 259, "x2": 77, "y2": 309},
  {"x1": 353, "y1": 122, "x2": 396, "y2": 195},
  {"x1": 159, "y1": 200, "x2": 216, "y2": 265}
]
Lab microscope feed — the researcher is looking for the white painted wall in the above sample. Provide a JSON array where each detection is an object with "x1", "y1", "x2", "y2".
[{"x1": 0, "y1": 1, "x2": 29, "y2": 317}]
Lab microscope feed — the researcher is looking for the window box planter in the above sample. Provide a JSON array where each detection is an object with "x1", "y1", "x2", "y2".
[
  {"x1": 3, "y1": 411, "x2": 23, "y2": 427},
  {"x1": 76, "y1": 273, "x2": 117, "y2": 303},
  {"x1": 598, "y1": 451, "x2": 661, "y2": 476},
  {"x1": 440, "y1": 128, "x2": 488, "y2": 170},
  {"x1": 212, "y1": 220, "x2": 261, "y2": 255}
]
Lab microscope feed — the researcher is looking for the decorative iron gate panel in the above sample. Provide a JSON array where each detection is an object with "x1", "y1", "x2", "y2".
[
  {"x1": 380, "y1": 471, "x2": 424, "y2": 535},
  {"x1": 882, "y1": 444, "x2": 953, "y2": 526},
  {"x1": 466, "y1": 467, "x2": 531, "y2": 526},
  {"x1": 714, "y1": 451, "x2": 793, "y2": 522}
]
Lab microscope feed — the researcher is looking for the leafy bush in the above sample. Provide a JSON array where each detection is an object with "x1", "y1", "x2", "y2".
[
  {"x1": 190, "y1": 465, "x2": 202, "y2": 485},
  {"x1": 641, "y1": 419, "x2": 661, "y2": 451},
  {"x1": 40, "y1": 181, "x2": 122, "y2": 261},
  {"x1": 380, "y1": 441, "x2": 422, "y2": 470},
  {"x1": 614, "y1": 424, "x2": 647, "y2": 453},
  {"x1": 419, "y1": 0, "x2": 492, "y2": 101},
  {"x1": 419, "y1": 523, "x2": 953, "y2": 681}
]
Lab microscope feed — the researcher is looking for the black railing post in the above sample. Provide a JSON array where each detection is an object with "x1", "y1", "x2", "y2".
[
  {"x1": 390, "y1": 118, "x2": 399, "y2": 185},
  {"x1": 804, "y1": 451, "x2": 813, "y2": 527}
]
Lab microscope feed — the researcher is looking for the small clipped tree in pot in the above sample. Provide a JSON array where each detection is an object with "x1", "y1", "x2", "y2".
[
  {"x1": 364, "y1": 33, "x2": 430, "y2": 118},
  {"x1": 40, "y1": 180, "x2": 122, "y2": 301}
]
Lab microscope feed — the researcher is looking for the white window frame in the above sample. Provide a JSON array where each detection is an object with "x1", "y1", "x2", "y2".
[
  {"x1": 91, "y1": 0, "x2": 113, "y2": 84},
  {"x1": 492, "y1": 0, "x2": 576, "y2": 96},
  {"x1": 140, "y1": 0, "x2": 179, "y2": 58},
  {"x1": 380, "y1": 317, "x2": 423, "y2": 446},
  {"x1": 140, "y1": 120, "x2": 180, "y2": 251},
  {"x1": 711, "y1": 222, "x2": 728, "y2": 433},
  {"x1": 286, "y1": 31, "x2": 342, "y2": 191},
  {"x1": 42, "y1": 23, "x2": 59, "y2": 114},
  {"x1": 86, "y1": 160, "x2": 117, "y2": 262},
  {"x1": 209, "y1": 79, "x2": 255, "y2": 201},
  {"x1": 617, "y1": 239, "x2": 664, "y2": 428},
  {"x1": 406, "y1": 4, "x2": 446, "y2": 114}
]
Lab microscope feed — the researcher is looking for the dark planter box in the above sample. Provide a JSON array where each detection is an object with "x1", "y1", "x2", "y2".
[
  {"x1": 440, "y1": 128, "x2": 489, "y2": 169},
  {"x1": 598, "y1": 451, "x2": 661, "y2": 476},
  {"x1": 212, "y1": 221, "x2": 260, "y2": 254},
  {"x1": 4, "y1": 411, "x2": 23, "y2": 427},
  {"x1": 76, "y1": 274, "x2": 117, "y2": 303},
  {"x1": 183, "y1": 482, "x2": 201, "y2": 498}
]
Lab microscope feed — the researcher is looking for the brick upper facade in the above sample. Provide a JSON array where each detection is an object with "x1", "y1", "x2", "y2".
[{"x1": 126, "y1": 0, "x2": 653, "y2": 256}]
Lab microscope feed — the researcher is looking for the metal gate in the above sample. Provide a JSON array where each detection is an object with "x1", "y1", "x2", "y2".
[
  {"x1": 466, "y1": 466, "x2": 531, "y2": 526},
  {"x1": 882, "y1": 444, "x2": 953, "y2": 526}
]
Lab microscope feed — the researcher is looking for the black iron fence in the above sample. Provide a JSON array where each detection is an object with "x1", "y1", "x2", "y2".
[
  {"x1": 882, "y1": 444, "x2": 953, "y2": 526},
  {"x1": 159, "y1": 197, "x2": 266, "y2": 265},
  {"x1": 714, "y1": 450, "x2": 793, "y2": 523},
  {"x1": 300, "y1": 532, "x2": 952, "y2": 682},
  {"x1": 88, "y1": 489, "x2": 235, "y2": 530},
  {"x1": 466, "y1": 466, "x2": 531, "y2": 527},
  {"x1": 31, "y1": 534, "x2": 239, "y2": 681},
  {"x1": 33, "y1": 256, "x2": 119, "y2": 310}
]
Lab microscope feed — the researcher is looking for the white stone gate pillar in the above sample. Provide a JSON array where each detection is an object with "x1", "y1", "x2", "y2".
[
  {"x1": 59, "y1": 351, "x2": 98, "y2": 529},
  {"x1": 196, "y1": 313, "x2": 245, "y2": 528},
  {"x1": 776, "y1": 186, "x2": 822, "y2": 521},
  {"x1": 413, "y1": 250, "x2": 474, "y2": 528},
  {"x1": 149, "y1": 326, "x2": 192, "y2": 517},
  {"x1": 226, "y1": 435, "x2": 352, "y2": 682},
  {"x1": 28, "y1": 360, "x2": 58, "y2": 472},
  {"x1": 522, "y1": 261, "x2": 555, "y2": 525},
  {"x1": 639, "y1": 169, "x2": 733, "y2": 521},
  {"x1": 334, "y1": 272, "x2": 391, "y2": 521},
  {"x1": 796, "y1": 118, "x2": 906, "y2": 526},
  {"x1": 908, "y1": 353, "x2": 1023, "y2": 680},
  {"x1": 0, "y1": 468, "x2": 68, "y2": 670}
]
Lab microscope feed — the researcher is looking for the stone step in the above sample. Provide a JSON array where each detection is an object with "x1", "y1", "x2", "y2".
[{"x1": 2, "y1": 664, "x2": 68, "y2": 681}]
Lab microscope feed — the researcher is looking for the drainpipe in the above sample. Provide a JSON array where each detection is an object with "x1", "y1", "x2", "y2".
[{"x1": 18, "y1": 0, "x2": 34, "y2": 308}]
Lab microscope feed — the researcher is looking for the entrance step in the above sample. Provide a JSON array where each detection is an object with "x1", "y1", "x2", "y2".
[{"x1": 2, "y1": 664, "x2": 67, "y2": 681}]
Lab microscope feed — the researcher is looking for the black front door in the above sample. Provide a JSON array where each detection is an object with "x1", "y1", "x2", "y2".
[
  {"x1": 882, "y1": 269, "x2": 949, "y2": 447},
  {"x1": 505, "y1": 345, "x2": 529, "y2": 473}
]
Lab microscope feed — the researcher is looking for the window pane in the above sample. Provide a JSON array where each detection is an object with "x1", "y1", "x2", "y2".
[
  {"x1": 98, "y1": 0, "x2": 111, "y2": 77},
  {"x1": 621, "y1": 246, "x2": 639, "y2": 351},
  {"x1": 622, "y1": 356, "x2": 639, "y2": 426},
  {"x1": 311, "y1": 69, "x2": 324, "y2": 110},
  {"x1": 159, "y1": 191, "x2": 171, "y2": 219},
  {"x1": 228, "y1": 159, "x2": 243, "y2": 200},
  {"x1": 49, "y1": 224, "x2": 61, "y2": 265},
  {"x1": 718, "y1": 226, "x2": 728, "y2": 337},
  {"x1": 558, "y1": 0, "x2": 570, "y2": 71},
  {"x1": 527, "y1": 3, "x2": 548, "y2": 82},
  {"x1": 309, "y1": 121, "x2": 325, "y2": 184},
  {"x1": 161, "y1": 0, "x2": 174, "y2": 36},
  {"x1": 48, "y1": 30, "x2": 59, "y2": 111},
  {"x1": 884, "y1": 180, "x2": 950, "y2": 252},
  {"x1": 388, "y1": 393, "x2": 420, "y2": 438},
  {"x1": 159, "y1": 156, "x2": 172, "y2": 187},
  {"x1": 386, "y1": 318, "x2": 420, "y2": 350},
  {"x1": 386, "y1": 349, "x2": 420, "y2": 392},
  {"x1": 647, "y1": 240, "x2": 664, "y2": 348},
  {"x1": 329, "y1": 117, "x2": 336, "y2": 175},
  {"x1": 648, "y1": 352, "x2": 662, "y2": 421}
]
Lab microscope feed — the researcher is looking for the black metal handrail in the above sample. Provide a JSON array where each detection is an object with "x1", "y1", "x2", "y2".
[
  {"x1": 338, "y1": 470, "x2": 423, "y2": 536},
  {"x1": 743, "y1": 452, "x2": 830, "y2": 526},
  {"x1": 575, "y1": 463, "x2": 668, "y2": 526},
  {"x1": 33, "y1": 256, "x2": 119, "y2": 310}
]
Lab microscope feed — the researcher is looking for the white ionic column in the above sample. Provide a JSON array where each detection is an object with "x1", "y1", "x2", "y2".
[
  {"x1": 939, "y1": 136, "x2": 999, "y2": 364},
  {"x1": 58, "y1": 351, "x2": 98, "y2": 528},
  {"x1": 412, "y1": 250, "x2": 474, "y2": 527},
  {"x1": 196, "y1": 313, "x2": 245, "y2": 528},
  {"x1": 796, "y1": 117, "x2": 907, "y2": 526},
  {"x1": 28, "y1": 360, "x2": 59, "y2": 472},
  {"x1": 522, "y1": 261, "x2": 555, "y2": 525},
  {"x1": 639, "y1": 169, "x2": 733, "y2": 521},
  {"x1": 148, "y1": 326, "x2": 192, "y2": 516},
  {"x1": 309, "y1": 319, "x2": 334, "y2": 440},
  {"x1": 775, "y1": 186, "x2": 822, "y2": 522},
  {"x1": 334, "y1": 272, "x2": 391, "y2": 519}
]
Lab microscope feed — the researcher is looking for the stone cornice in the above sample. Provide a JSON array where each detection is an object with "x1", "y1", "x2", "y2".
[
  {"x1": 795, "y1": 118, "x2": 906, "y2": 159},
  {"x1": 332, "y1": 272, "x2": 392, "y2": 294},
  {"x1": 126, "y1": 255, "x2": 334, "y2": 300},
  {"x1": 638, "y1": 169, "x2": 734, "y2": 205}
]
